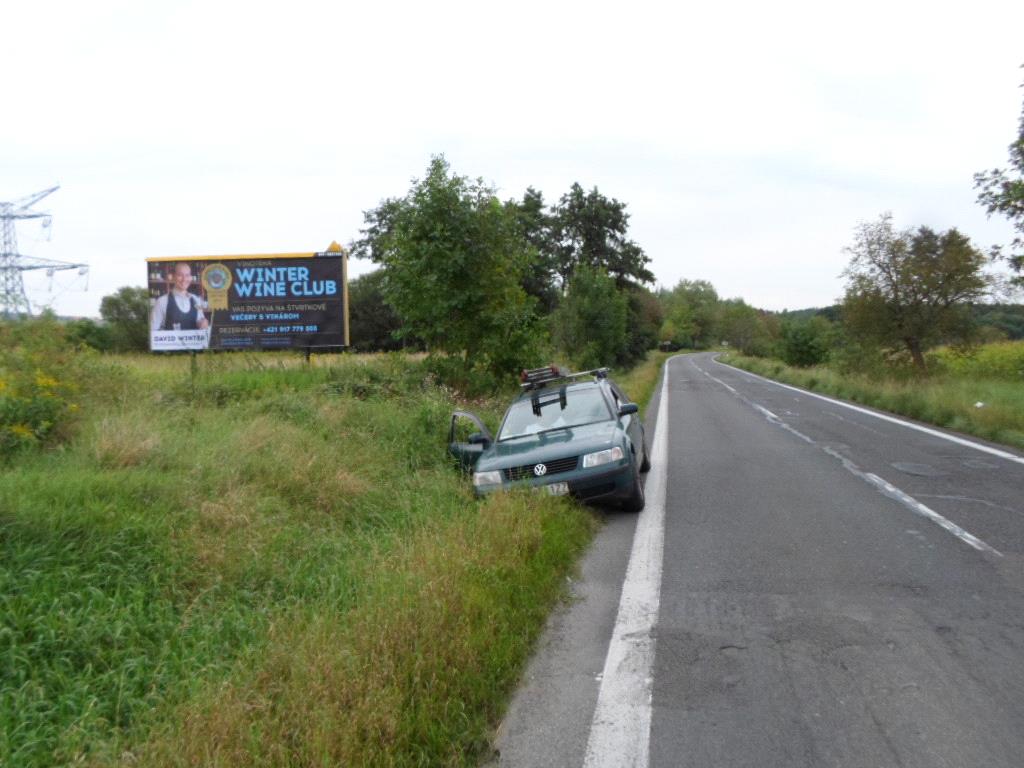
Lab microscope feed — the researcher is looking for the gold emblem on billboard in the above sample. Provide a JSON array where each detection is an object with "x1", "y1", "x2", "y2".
[{"x1": 201, "y1": 263, "x2": 232, "y2": 310}]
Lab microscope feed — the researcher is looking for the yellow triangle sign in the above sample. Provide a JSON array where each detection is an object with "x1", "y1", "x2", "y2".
[{"x1": 325, "y1": 241, "x2": 344, "y2": 253}]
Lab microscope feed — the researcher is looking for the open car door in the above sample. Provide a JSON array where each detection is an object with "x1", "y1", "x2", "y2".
[{"x1": 447, "y1": 410, "x2": 493, "y2": 472}]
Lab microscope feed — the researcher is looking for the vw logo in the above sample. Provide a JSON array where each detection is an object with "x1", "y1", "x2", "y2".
[{"x1": 533, "y1": 463, "x2": 548, "y2": 477}]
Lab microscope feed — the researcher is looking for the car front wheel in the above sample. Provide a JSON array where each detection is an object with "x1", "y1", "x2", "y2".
[{"x1": 623, "y1": 462, "x2": 646, "y2": 512}]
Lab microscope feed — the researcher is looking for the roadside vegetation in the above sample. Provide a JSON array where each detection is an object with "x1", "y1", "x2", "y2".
[
  {"x1": 720, "y1": 343, "x2": 1024, "y2": 451},
  {"x1": 1, "y1": 316, "x2": 665, "y2": 767},
  {"x1": 615, "y1": 350, "x2": 669, "y2": 418}
]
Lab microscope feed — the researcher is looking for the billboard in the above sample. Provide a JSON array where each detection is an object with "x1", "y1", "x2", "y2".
[{"x1": 147, "y1": 247, "x2": 348, "y2": 352}]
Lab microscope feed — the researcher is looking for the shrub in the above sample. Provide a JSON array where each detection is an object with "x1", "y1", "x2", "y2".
[
  {"x1": 928, "y1": 340, "x2": 1024, "y2": 381},
  {"x1": 0, "y1": 317, "x2": 80, "y2": 458},
  {"x1": 65, "y1": 318, "x2": 113, "y2": 351},
  {"x1": 779, "y1": 316, "x2": 833, "y2": 367}
]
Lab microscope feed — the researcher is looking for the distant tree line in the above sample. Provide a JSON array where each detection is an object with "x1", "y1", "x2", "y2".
[{"x1": 655, "y1": 212, "x2": 1019, "y2": 375}]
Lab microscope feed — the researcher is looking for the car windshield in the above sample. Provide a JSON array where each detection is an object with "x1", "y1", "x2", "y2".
[{"x1": 499, "y1": 387, "x2": 611, "y2": 440}]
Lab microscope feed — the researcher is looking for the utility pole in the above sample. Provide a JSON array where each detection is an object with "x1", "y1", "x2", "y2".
[{"x1": 1, "y1": 186, "x2": 88, "y2": 317}]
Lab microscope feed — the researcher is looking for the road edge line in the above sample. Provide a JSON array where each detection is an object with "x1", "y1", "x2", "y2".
[
  {"x1": 581, "y1": 355, "x2": 673, "y2": 768},
  {"x1": 700, "y1": 361, "x2": 1003, "y2": 557}
]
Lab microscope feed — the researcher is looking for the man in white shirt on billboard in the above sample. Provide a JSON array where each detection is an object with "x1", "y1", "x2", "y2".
[{"x1": 151, "y1": 262, "x2": 209, "y2": 332}]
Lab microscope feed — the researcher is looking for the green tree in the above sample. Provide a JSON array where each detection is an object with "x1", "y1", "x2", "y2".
[
  {"x1": 623, "y1": 285, "x2": 663, "y2": 365},
  {"x1": 973, "y1": 303, "x2": 1024, "y2": 340},
  {"x1": 551, "y1": 265, "x2": 629, "y2": 369},
  {"x1": 352, "y1": 156, "x2": 540, "y2": 377},
  {"x1": 551, "y1": 183, "x2": 654, "y2": 288},
  {"x1": 779, "y1": 316, "x2": 834, "y2": 367},
  {"x1": 347, "y1": 269, "x2": 410, "y2": 352},
  {"x1": 100, "y1": 287, "x2": 150, "y2": 352},
  {"x1": 717, "y1": 298, "x2": 774, "y2": 356},
  {"x1": 658, "y1": 279, "x2": 720, "y2": 348},
  {"x1": 841, "y1": 214, "x2": 991, "y2": 372},
  {"x1": 507, "y1": 187, "x2": 560, "y2": 314},
  {"x1": 974, "y1": 72, "x2": 1024, "y2": 284}
]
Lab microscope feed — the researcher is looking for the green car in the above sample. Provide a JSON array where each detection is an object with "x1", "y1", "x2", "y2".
[{"x1": 447, "y1": 366, "x2": 651, "y2": 511}]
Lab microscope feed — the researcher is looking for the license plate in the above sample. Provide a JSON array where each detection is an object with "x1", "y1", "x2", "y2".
[{"x1": 545, "y1": 482, "x2": 569, "y2": 496}]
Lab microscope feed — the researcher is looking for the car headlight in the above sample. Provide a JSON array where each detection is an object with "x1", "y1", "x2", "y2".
[
  {"x1": 582, "y1": 446, "x2": 624, "y2": 468},
  {"x1": 473, "y1": 470, "x2": 504, "y2": 487}
]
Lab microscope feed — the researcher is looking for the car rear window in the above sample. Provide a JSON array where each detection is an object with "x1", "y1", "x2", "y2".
[{"x1": 498, "y1": 387, "x2": 612, "y2": 440}]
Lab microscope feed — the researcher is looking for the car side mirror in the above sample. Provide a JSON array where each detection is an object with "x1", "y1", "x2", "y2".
[
  {"x1": 447, "y1": 410, "x2": 493, "y2": 473},
  {"x1": 468, "y1": 432, "x2": 491, "y2": 446},
  {"x1": 448, "y1": 441, "x2": 485, "y2": 472},
  {"x1": 618, "y1": 403, "x2": 639, "y2": 417}
]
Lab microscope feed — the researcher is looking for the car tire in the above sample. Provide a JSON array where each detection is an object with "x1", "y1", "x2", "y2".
[
  {"x1": 623, "y1": 463, "x2": 646, "y2": 512},
  {"x1": 639, "y1": 438, "x2": 651, "y2": 473}
]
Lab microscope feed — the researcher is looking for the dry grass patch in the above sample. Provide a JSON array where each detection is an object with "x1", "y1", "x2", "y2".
[
  {"x1": 174, "y1": 488, "x2": 278, "y2": 588},
  {"x1": 131, "y1": 492, "x2": 593, "y2": 768},
  {"x1": 90, "y1": 414, "x2": 161, "y2": 469},
  {"x1": 316, "y1": 466, "x2": 371, "y2": 504}
]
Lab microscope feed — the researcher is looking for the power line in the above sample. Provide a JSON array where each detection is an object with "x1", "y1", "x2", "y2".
[{"x1": 1, "y1": 186, "x2": 89, "y2": 317}]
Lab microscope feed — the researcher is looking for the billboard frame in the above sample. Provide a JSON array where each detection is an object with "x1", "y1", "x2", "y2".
[{"x1": 146, "y1": 244, "x2": 349, "y2": 354}]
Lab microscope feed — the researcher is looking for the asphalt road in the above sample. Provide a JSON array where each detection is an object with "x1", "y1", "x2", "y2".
[{"x1": 495, "y1": 352, "x2": 1024, "y2": 768}]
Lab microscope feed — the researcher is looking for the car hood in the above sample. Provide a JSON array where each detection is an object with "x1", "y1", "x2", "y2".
[{"x1": 478, "y1": 421, "x2": 621, "y2": 470}]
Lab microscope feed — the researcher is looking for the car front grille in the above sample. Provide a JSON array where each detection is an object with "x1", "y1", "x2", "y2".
[{"x1": 505, "y1": 455, "x2": 579, "y2": 481}]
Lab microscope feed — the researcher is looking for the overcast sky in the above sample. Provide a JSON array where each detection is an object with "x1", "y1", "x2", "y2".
[{"x1": 3, "y1": 0, "x2": 1023, "y2": 317}]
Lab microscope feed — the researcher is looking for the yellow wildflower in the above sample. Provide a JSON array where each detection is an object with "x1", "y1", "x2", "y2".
[
  {"x1": 9, "y1": 424, "x2": 34, "y2": 439},
  {"x1": 35, "y1": 372, "x2": 59, "y2": 389}
]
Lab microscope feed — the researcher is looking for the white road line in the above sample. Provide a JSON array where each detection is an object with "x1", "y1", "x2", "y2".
[
  {"x1": 582, "y1": 356, "x2": 672, "y2": 768},
  {"x1": 863, "y1": 472, "x2": 1002, "y2": 556},
  {"x1": 699, "y1": 362, "x2": 1003, "y2": 557},
  {"x1": 711, "y1": 356, "x2": 1024, "y2": 466}
]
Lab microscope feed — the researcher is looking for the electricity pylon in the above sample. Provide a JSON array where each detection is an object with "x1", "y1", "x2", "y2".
[{"x1": 1, "y1": 186, "x2": 88, "y2": 317}]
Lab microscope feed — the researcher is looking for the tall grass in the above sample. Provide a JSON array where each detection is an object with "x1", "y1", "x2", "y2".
[
  {"x1": 135, "y1": 492, "x2": 588, "y2": 767},
  {"x1": 721, "y1": 346, "x2": 1024, "y2": 451},
  {"x1": 615, "y1": 350, "x2": 669, "y2": 417},
  {"x1": 1, "y1": 349, "x2": 595, "y2": 767}
]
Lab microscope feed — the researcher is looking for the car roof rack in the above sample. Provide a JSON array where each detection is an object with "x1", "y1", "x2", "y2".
[
  {"x1": 520, "y1": 365, "x2": 610, "y2": 391},
  {"x1": 531, "y1": 386, "x2": 568, "y2": 416}
]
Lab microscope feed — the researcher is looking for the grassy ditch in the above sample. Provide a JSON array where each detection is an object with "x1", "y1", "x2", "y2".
[
  {"x1": 719, "y1": 346, "x2": 1024, "y2": 451},
  {"x1": 1, "y1": 350, "x2": 598, "y2": 767}
]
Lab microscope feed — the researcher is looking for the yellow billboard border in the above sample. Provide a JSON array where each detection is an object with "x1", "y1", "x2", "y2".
[{"x1": 145, "y1": 252, "x2": 320, "y2": 263}]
